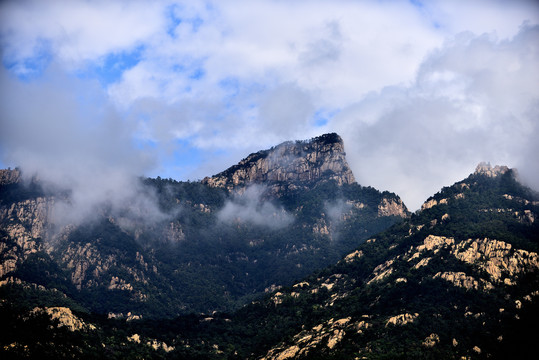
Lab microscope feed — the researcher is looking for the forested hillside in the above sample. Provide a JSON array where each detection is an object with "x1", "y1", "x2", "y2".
[
  {"x1": 0, "y1": 134, "x2": 406, "y2": 319},
  {"x1": 1, "y1": 161, "x2": 537, "y2": 359}
]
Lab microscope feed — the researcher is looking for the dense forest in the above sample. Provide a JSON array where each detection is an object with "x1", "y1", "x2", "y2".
[{"x1": 1, "y1": 164, "x2": 538, "y2": 359}]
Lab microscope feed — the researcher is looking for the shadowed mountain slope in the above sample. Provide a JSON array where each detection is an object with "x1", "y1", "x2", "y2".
[
  {"x1": 2, "y1": 162, "x2": 536, "y2": 359},
  {"x1": 0, "y1": 134, "x2": 407, "y2": 319}
]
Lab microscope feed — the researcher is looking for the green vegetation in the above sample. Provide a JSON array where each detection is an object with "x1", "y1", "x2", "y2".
[{"x1": 1, "y1": 167, "x2": 538, "y2": 359}]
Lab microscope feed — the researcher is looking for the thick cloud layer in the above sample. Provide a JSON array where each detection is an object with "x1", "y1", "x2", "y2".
[
  {"x1": 333, "y1": 25, "x2": 539, "y2": 209},
  {"x1": 1, "y1": 0, "x2": 538, "y2": 212}
]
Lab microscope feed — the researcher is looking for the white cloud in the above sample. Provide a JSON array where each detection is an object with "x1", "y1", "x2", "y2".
[
  {"x1": 0, "y1": 0, "x2": 165, "y2": 71},
  {"x1": 1, "y1": 0, "x2": 538, "y2": 212},
  {"x1": 333, "y1": 25, "x2": 539, "y2": 210},
  {"x1": 217, "y1": 185, "x2": 294, "y2": 228},
  {"x1": 0, "y1": 64, "x2": 166, "y2": 227}
]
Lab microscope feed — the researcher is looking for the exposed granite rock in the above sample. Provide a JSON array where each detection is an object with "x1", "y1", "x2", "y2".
[
  {"x1": 377, "y1": 198, "x2": 408, "y2": 218},
  {"x1": 61, "y1": 242, "x2": 111, "y2": 289},
  {"x1": 0, "y1": 168, "x2": 21, "y2": 185},
  {"x1": 408, "y1": 235, "x2": 455, "y2": 262},
  {"x1": 368, "y1": 259, "x2": 394, "y2": 284},
  {"x1": 452, "y1": 238, "x2": 539, "y2": 284},
  {"x1": 422, "y1": 333, "x2": 440, "y2": 347},
  {"x1": 421, "y1": 198, "x2": 449, "y2": 211},
  {"x1": 434, "y1": 271, "x2": 494, "y2": 291},
  {"x1": 147, "y1": 339, "x2": 175, "y2": 352},
  {"x1": 474, "y1": 162, "x2": 509, "y2": 177},
  {"x1": 412, "y1": 257, "x2": 431, "y2": 269},
  {"x1": 344, "y1": 250, "x2": 363, "y2": 263},
  {"x1": 417, "y1": 235, "x2": 455, "y2": 253},
  {"x1": 202, "y1": 133, "x2": 355, "y2": 192},
  {"x1": 386, "y1": 313, "x2": 418, "y2": 326},
  {"x1": 0, "y1": 197, "x2": 54, "y2": 278},
  {"x1": 127, "y1": 333, "x2": 174, "y2": 351},
  {"x1": 32, "y1": 307, "x2": 95, "y2": 331},
  {"x1": 260, "y1": 316, "x2": 361, "y2": 359},
  {"x1": 1, "y1": 197, "x2": 54, "y2": 241},
  {"x1": 421, "y1": 198, "x2": 438, "y2": 210},
  {"x1": 108, "y1": 276, "x2": 134, "y2": 291},
  {"x1": 0, "y1": 258, "x2": 17, "y2": 279}
]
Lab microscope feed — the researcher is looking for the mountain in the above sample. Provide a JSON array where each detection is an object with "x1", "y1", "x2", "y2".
[
  {"x1": 0, "y1": 133, "x2": 407, "y2": 319},
  {"x1": 3, "y1": 160, "x2": 537, "y2": 359},
  {"x1": 219, "y1": 162, "x2": 538, "y2": 359}
]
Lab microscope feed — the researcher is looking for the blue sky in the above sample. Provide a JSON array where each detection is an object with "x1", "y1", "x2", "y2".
[{"x1": 1, "y1": 0, "x2": 538, "y2": 210}]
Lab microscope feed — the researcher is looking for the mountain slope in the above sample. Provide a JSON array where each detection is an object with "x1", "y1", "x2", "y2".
[
  {"x1": 238, "y1": 163, "x2": 539, "y2": 359},
  {"x1": 1, "y1": 163, "x2": 537, "y2": 359},
  {"x1": 0, "y1": 134, "x2": 407, "y2": 318}
]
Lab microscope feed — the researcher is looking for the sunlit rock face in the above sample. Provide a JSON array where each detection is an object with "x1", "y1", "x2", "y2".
[
  {"x1": 31, "y1": 307, "x2": 96, "y2": 332},
  {"x1": 377, "y1": 197, "x2": 407, "y2": 217},
  {"x1": 474, "y1": 162, "x2": 509, "y2": 177},
  {"x1": 202, "y1": 133, "x2": 356, "y2": 192}
]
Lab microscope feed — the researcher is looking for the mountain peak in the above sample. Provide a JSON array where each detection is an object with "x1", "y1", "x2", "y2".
[
  {"x1": 474, "y1": 162, "x2": 510, "y2": 177},
  {"x1": 202, "y1": 133, "x2": 356, "y2": 191}
]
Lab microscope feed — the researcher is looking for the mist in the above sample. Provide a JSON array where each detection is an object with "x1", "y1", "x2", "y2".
[
  {"x1": 325, "y1": 199, "x2": 353, "y2": 224},
  {"x1": 0, "y1": 64, "x2": 167, "y2": 229},
  {"x1": 217, "y1": 185, "x2": 294, "y2": 229}
]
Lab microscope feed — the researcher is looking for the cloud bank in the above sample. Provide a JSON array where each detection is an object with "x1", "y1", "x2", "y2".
[
  {"x1": 1, "y1": 0, "x2": 538, "y2": 212},
  {"x1": 333, "y1": 25, "x2": 539, "y2": 209},
  {"x1": 0, "y1": 64, "x2": 166, "y2": 227}
]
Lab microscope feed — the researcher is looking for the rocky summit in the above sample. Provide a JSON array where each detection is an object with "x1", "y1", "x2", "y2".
[{"x1": 202, "y1": 133, "x2": 356, "y2": 193}]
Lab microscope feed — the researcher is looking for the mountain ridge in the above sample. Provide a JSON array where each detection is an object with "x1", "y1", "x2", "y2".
[
  {"x1": 0, "y1": 133, "x2": 407, "y2": 318},
  {"x1": 2, "y1": 136, "x2": 537, "y2": 359}
]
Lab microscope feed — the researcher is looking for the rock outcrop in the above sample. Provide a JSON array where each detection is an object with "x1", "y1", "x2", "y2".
[
  {"x1": 452, "y1": 238, "x2": 539, "y2": 284},
  {"x1": 474, "y1": 162, "x2": 509, "y2": 177},
  {"x1": 385, "y1": 313, "x2": 419, "y2": 327},
  {"x1": 0, "y1": 197, "x2": 54, "y2": 278},
  {"x1": 377, "y1": 198, "x2": 408, "y2": 217},
  {"x1": 31, "y1": 307, "x2": 95, "y2": 331},
  {"x1": 434, "y1": 271, "x2": 494, "y2": 291},
  {"x1": 202, "y1": 133, "x2": 355, "y2": 192},
  {"x1": 260, "y1": 316, "x2": 368, "y2": 360},
  {"x1": 0, "y1": 168, "x2": 21, "y2": 185}
]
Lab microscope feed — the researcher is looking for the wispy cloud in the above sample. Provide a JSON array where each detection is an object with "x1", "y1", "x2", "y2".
[
  {"x1": 217, "y1": 185, "x2": 294, "y2": 229},
  {"x1": 0, "y1": 64, "x2": 166, "y2": 227}
]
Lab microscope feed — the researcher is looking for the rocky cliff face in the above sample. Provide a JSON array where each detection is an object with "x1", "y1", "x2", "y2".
[
  {"x1": 202, "y1": 133, "x2": 356, "y2": 192},
  {"x1": 0, "y1": 196, "x2": 54, "y2": 278},
  {"x1": 0, "y1": 168, "x2": 21, "y2": 185},
  {"x1": 474, "y1": 162, "x2": 509, "y2": 177}
]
